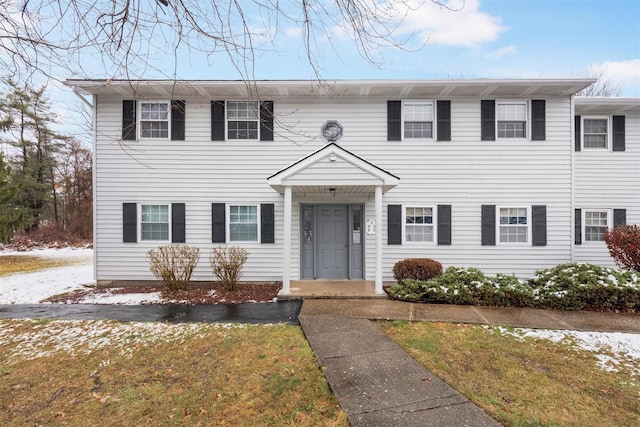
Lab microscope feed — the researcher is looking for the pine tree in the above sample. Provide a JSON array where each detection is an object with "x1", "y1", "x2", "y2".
[{"x1": 0, "y1": 151, "x2": 27, "y2": 243}]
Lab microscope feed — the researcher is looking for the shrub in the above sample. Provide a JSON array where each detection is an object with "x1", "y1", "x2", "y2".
[
  {"x1": 393, "y1": 258, "x2": 443, "y2": 283},
  {"x1": 604, "y1": 225, "x2": 640, "y2": 272},
  {"x1": 210, "y1": 246, "x2": 249, "y2": 290},
  {"x1": 148, "y1": 244, "x2": 200, "y2": 292}
]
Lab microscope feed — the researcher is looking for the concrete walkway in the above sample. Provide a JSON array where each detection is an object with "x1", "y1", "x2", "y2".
[{"x1": 298, "y1": 299, "x2": 640, "y2": 426}]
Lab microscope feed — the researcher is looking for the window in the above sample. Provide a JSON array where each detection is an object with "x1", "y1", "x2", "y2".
[
  {"x1": 584, "y1": 210, "x2": 609, "y2": 241},
  {"x1": 141, "y1": 204, "x2": 169, "y2": 241},
  {"x1": 499, "y1": 207, "x2": 528, "y2": 243},
  {"x1": 583, "y1": 117, "x2": 609, "y2": 149},
  {"x1": 227, "y1": 101, "x2": 259, "y2": 140},
  {"x1": 497, "y1": 101, "x2": 527, "y2": 138},
  {"x1": 140, "y1": 102, "x2": 170, "y2": 138},
  {"x1": 405, "y1": 207, "x2": 434, "y2": 242},
  {"x1": 229, "y1": 205, "x2": 258, "y2": 242},
  {"x1": 403, "y1": 101, "x2": 433, "y2": 139}
]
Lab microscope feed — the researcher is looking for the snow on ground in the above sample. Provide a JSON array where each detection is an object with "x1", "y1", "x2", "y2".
[{"x1": 1, "y1": 248, "x2": 640, "y2": 375}]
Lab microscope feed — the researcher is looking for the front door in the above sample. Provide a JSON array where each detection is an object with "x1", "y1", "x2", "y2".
[
  {"x1": 300, "y1": 204, "x2": 364, "y2": 279},
  {"x1": 317, "y1": 205, "x2": 349, "y2": 278}
]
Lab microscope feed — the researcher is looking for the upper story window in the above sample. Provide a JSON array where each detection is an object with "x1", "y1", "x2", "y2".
[
  {"x1": 403, "y1": 101, "x2": 433, "y2": 139},
  {"x1": 227, "y1": 101, "x2": 259, "y2": 140},
  {"x1": 582, "y1": 117, "x2": 609, "y2": 149},
  {"x1": 228, "y1": 205, "x2": 259, "y2": 242},
  {"x1": 141, "y1": 204, "x2": 170, "y2": 241},
  {"x1": 496, "y1": 101, "x2": 527, "y2": 139},
  {"x1": 499, "y1": 207, "x2": 528, "y2": 243},
  {"x1": 405, "y1": 206, "x2": 434, "y2": 243},
  {"x1": 140, "y1": 101, "x2": 170, "y2": 138}
]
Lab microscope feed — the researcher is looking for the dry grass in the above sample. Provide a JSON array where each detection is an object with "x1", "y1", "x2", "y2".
[
  {"x1": 0, "y1": 319, "x2": 347, "y2": 427},
  {"x1": 379, "y1": 320, "x2": 640, "y2": 427},
  {"x1": 0, "y1": 255, "x2": 77, "y2": 276}
]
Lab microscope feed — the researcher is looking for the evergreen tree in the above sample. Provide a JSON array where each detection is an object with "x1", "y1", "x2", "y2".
[{"x1": 0, "y1": 151, "x2": 27, "y2": 243}]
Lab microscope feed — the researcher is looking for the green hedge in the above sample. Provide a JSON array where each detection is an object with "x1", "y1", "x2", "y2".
[{"x1": 386, "y1": 263, "x2": 640, "y2": 312}]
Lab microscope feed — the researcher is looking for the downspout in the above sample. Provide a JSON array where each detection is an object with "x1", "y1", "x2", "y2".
[{"x1": 570, "y1": 94, "x2": 575, "y2": 264}]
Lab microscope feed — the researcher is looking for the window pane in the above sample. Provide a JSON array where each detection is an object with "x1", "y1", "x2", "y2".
[
  {"x1": 499, "y1": 207, "x2": 528, "y2": 243},
  {"x1": 141, "y1": 205, "x2": 169, "y2": 241},
  {"x1": 583, "y1": 119, "x2": 608, "y2": 149},
  {"x1": 228, "y1": 121, "x2": 258, "y2": 139},
  {"x1": 497, "y1": 103, "x2": 526, "y2": 121},
  {"x1": 497, "y1": 121, "x2": 525, "y2": 138},
  {"x1": 405, "y1": 207, "x2": 434, "y2": 242},
  {"x1": 229, "y1": 205, "x2": 258, "y2": 241},
  {"x1": 404, "y1": 122, "x2": 433, "y2": 138}
]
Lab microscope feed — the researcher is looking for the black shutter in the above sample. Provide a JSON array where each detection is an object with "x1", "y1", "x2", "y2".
[
  {"x1": 612, "y1": 115, "x2": 625, "y2": 152},
  {"x1": 260, "y1": 101, "x2": 274, "y2": 141},
  {"x1": 481, "y1": 205, "x2": 496, "y2": 246},
  {"x1": 211, "y1": 101, "x2": 225, "y2": 141},
  {"x1": 122, "y1": 100, "x2": 136, "y2": 141},
  {"x1": 532, "y1": 205, "x2": 547, "y2": 246},
  {"x1": 123, "y1": 203, "x2": 137, "y2": 243},
  {"x1": 613, "y1": 209, "x2": 627, "y2": 228},
  {"x1": 388, "y1": 204, "x2": 402, "y2": 244},
  {"x1": 531, "y1": 100, "x2": 546, "y2": 141},
  {"x1": 575, "y1": 208, "x2": 582, "y2": 245},
  {"x1": 212, "y1": 203, "x2": 226, "y2": 243},
  {"x1": 481, "y1": 100, "x2": 495, "y2": 141},
  {"x1": 171, "y1": 203, "x2": 186, "y2": 243},
  {"x1": 171, "y1": 100, "x2": 185, "y2": 141},
  {"x1": 437, "y1": 100, "x2": 451, "y2": 141},
  {"x1": 437, "y1": 205, "x2": 452, "y2": 245},
  {"x1": 575, "y1": 116, "x2": 581, "y2": 152},
  {"x1": 387, "y1": 101, "x2": 402, "y2": 141},
  {"x1": 261, "y1": 203, "x2": 275, "y2": 243}
]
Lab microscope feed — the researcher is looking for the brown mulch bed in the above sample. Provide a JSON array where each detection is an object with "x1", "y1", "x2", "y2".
[{"x1": 43, "y1": 283, "x2": 282, "y2": 305}]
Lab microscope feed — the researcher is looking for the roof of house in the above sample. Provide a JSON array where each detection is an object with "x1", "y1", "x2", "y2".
[
  {"x1": 65, "y1": 78, "x2": 597, "y2": 98},
  {"x1": 575, "y1": 96, "x2": 640, "y2": 113}
]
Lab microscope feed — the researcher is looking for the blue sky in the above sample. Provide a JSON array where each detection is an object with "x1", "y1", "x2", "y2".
[{"x1": 132, "y1": 0, "x2": 639, "y2": 94}]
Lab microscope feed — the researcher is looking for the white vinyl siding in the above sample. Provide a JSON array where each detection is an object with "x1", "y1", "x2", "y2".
[
  {"x1": 497, "y1": 101, "x2": 527, "y2": 138},
  {"x1": 403, "y1": 101, "x2": 433, "y2": 139},
  {"x1": 93, "y1": 94, "x2": 578, "y2": 282},
  {"x1": 404, "y1": 207, "x2": 435, "y2": 243},
  {"x1": 498, "y1": 207, "x2": 529, "y2": 244},
  {"x1": 140, "y1": 101, "x2": 169, "y2": 138},
  {"x1": 228, "y1": 205, "x2": 259, "y2": 242},
  {"x1": 140, "y1": 204, "x2": 169, "y2": 241}
]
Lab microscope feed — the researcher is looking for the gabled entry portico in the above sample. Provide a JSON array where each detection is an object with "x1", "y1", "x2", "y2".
[{"x1": 268, "y1": 143, "x2": 399, "y2": 295}]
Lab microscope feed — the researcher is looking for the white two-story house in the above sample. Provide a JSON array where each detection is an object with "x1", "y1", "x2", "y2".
[{"x1": 65, "y1": 79, "x2": 640, "y2": 294}]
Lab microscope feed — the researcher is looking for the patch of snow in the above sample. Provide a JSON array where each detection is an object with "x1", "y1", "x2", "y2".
[
  {"x1": 72, "y1": 290, "x2": 164, "y2": 305},
  {"x1": 494, "y1": 326, "x2": 640, "y2": 377}
]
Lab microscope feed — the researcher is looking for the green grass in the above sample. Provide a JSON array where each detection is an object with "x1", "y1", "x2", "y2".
[
  {"x1": 0, "y1": 255, "x2": 88, "y2": 276},
  {"x1": 0, "y1": 319, "x2": 347, "y2": 427},
  {"x1": 379, "y1": 320, "x2": 640, "y2": 427}
]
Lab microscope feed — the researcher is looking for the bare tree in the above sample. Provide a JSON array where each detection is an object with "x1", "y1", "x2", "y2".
[
  {"x1": 0, "y1": 0, "x2": 453, "y2": 84},
  {"x1": 575, "y1": 67, "x2": 623, "y2": 97}
]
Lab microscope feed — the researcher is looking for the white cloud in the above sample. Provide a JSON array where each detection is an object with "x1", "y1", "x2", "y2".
[
  {"x1": 485, "y1": 44, "x2": 517, "y2": 59},
  {"x1": 589, "y1": 59, "x2": 640, "y2": 96},
  {"x1": 398, "y1": 0, "x2": 507, "y2": 48}
]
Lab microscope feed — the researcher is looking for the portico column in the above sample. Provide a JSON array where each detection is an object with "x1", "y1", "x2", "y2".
[
  {"x1": 375, "y1": 185, "x2": 384, "y2": 294},
  {"x1": 282, "y1": 185, "x2": 292, "y2": 294}
]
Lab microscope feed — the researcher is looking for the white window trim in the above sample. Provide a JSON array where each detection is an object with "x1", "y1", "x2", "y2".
[
  {"x1": 139, "y1": 203, "x2": 171, "y2": 242},
  {"x1": 496, "y1": 100, "x2": 529, "y2": 140},
  {"x1": 581, "y1": 116, "x2": 611, "y2": 151},
  {"x1": 583, "y1": 208, "x2": 611, "y2": 243},
  {"x1": 402, "y1": 100, "x2": 435, "y2": 141},
  {"x1": 138, "y1": 100, "x2": 171, "y2": 140},
  {"x1": 227, "y1": 203, "x2": 260, "y2": 243},
  {"x1": 226, "y1": 100, "x2": 260, "y2": 141},
  {"x1": 496, "y1": 206, "x2": 531, "y2": 245},
  {"x1": 402, "y1": 205, "x2": 437, "y2": 244}
]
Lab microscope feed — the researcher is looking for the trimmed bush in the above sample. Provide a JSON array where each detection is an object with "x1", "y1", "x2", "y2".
[
  {"x1": 210, "y1": 246, "x2": 248, "y2": 290},
  {"x1": 604, "y1": 225, "x2": 640, "y2": 272},
  {"x1": 387, "y1": 263, "x2": 640, "y2": 312},
  {"x1": 393, "y1": 258, "x2": 443, "y2": 283},
  {"x1": 148, "y1": 244, "x2": 200, "y2": 292}
]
